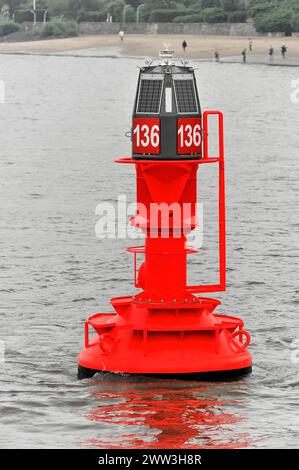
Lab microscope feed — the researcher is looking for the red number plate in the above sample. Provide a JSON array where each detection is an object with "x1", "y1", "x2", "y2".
[
  {"x1": 133, "y1": 118, "x2": 160, "y2": 155},
  {"x1": 177, "y1": 117, "x2": 202, "y2": 155}
]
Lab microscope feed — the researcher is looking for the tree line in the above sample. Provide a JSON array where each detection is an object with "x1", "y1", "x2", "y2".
[{"x1": 0, "y1": 0, "x2": 299, "y2": 34}]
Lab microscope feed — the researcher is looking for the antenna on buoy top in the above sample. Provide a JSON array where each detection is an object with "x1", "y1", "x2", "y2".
[
  {"x1": 159, "y1": 45, "x2": 175, "y2": 64},
  {"x1": 78, "y1": 54, "x2": 253, "y2": 380},
  {"x1": 144, "y1": 58, "x2": 153, "y2": 67}
]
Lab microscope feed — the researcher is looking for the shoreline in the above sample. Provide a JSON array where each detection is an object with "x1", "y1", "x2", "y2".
[
  {"x1": 0, "y1": 50, "x2": 298, "y2": 68},
  {"x1": 1, "y1": 34, "x2": 299, "y2": 66}
]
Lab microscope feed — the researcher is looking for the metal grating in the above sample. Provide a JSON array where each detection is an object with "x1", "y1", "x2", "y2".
[
  {"x1": 137, "y1": 79, "x2": 163, "y2": 114},
  {"x1": 174, "y1": 79, "x2": 198, "y2": 114}
]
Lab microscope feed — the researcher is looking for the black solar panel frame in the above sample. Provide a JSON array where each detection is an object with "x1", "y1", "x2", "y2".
[
  {"x1": 136, "y1": 79, "x2": 163, "y2": 114},
  {"x1": 174, "y1": 78, "x2": 198, "y2": 114}
]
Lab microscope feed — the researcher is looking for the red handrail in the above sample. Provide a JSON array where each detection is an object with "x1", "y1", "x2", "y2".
[{"x1": 187, "y1": 111, "x2": 226, "y2": 294}]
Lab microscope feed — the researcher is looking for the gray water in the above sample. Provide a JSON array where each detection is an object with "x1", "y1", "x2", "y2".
[{"x1": 0, "y1": 53, "x2": 298, "y2": 449}]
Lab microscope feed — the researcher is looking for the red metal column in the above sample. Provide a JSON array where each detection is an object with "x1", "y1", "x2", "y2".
[{"x1": 144, "y1": 235, "x2": 187, "y2": 301}]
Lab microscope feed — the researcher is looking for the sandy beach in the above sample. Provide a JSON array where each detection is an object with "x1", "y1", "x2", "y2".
[{"x1": 0, "y1": 33, "x2": 299, "y2": 65}]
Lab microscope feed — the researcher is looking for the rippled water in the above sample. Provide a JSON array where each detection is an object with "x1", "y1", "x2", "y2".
[{"x1": 0, "y1": 53, "x2": 298, "y2": 448}]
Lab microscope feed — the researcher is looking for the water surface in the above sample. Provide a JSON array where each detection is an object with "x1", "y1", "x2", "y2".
[{"x1": 0, "y1": 54, "x2": 298, "y2": 448}]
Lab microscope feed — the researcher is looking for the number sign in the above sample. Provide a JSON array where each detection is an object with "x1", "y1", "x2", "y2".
[
  {"x1": 177, "y1": 118, "x2": 202, "y2": 155},
  {"x1": 133, "y1": 118, "x2": 160, "y2": 155}
]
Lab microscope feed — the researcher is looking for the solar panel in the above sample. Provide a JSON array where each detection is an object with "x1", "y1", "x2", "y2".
[
  {"x1": 137, "y1": 79, "x2": 163, "y2": 114},
  {"x1": 174, "y1": 78, "x2": 198, "y2": 114}
]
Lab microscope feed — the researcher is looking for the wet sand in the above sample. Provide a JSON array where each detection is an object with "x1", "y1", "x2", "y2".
[{"x1": 0, "y1": 34, "x2": 299, "y2": 65}]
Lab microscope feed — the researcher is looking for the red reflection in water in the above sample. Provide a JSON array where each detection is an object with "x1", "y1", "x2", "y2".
[{"x1": 80, "y1": 378, "x2": 251, "y2": 449}]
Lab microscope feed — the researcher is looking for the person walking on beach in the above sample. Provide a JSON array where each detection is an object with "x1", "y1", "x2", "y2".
[
  {"x1": 269, "y1": 46, "x2": 274, "y2": 61},
  {"x1": 182, "y1": 40, "x2": 187, "y2": 53},
  {"x1": 214, "y1": 51, "x2": 220, "y2": 62},
  {"x1": 281, "y1": 45, "x2": 287, "y2": 59},
  {"x1": 248, "y1": 38, "x2": 253, "y2": 52},
  {"x1": 119, "y1": 30, "x2": 125, "y2": 41},
  {"x1": 242, "y1": 48, "x2": 247, "y2": 63}
]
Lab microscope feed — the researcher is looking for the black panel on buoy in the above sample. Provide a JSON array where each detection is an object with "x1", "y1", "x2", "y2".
[{"x1": 132, "y1": 51, "x2": 202, "y2": 160}]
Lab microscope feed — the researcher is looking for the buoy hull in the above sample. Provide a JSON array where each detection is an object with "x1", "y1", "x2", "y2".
[
  {"x1": 77, "y1": 365, "x2": 252, "y2": 381},
  {"x1": 77, "y1": 296, "x2": 252, "y2": 380},
  {"x1": 78, "y1": 110, "x2": 254, "y2": 378}
]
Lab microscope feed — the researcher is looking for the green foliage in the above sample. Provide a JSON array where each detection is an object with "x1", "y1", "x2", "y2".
[
  {"x1": 14, "y1": 9, "x2": 49, "y2": 23},
  {"x1": 187, "y1": 1, "x2": 203, "y2": 13},
  {"x1": 247, "y1": 2, "x2": 275, "y2": 18},
  {"x1": 200, "y1": 0, "x2": 220, "y2": 8},
  {"x1": 106, "y1": 0, "x2": 125, "y2": 21},
  {"x1": 35, "y1": 0, "x2": 48, "y2": 9},
  {"x1": 292, "y1": 13, "x2": 299, "y2": 32},
  {"x1": 33, "y1": 17, "x2": 78, "y2": 37},
  {"x1": 128, "y1": 0, "x2": 145, "y2": 6},
  {"x1": 3, "y1": 0, "x2": 23, "y2": 18},
  {"x1": 149, "y1": 9, "x2": 182, "y2": 22},
  {"x1": 76, "y1": 9, "x2": 107, "y2": 21},
  {"x1": 227, "y1": 10, "x2": 247, "y2": 22},
  {"x1": 144, "y1": 0, "x2": 177, "y2": 9},
  {"x1": 124, "y1": 5, "x2": 136, "y2": 22},
  {"x1": 0, "y1": 18, "x2": 20, "y2": 35},
  {"x1": 221, "y1": 0, "x2": 240, "y2": 12},
  {"x1": 67, "y1": 0, "x2": 106, "y2": 12},
  {"x1": 254, "y1": 9, "x2": 293, "y2": 34},
  {"x1": 201, "y1": 7, "x2": 227, "y2": 22},
  {"x1": 47, "y1": 0, "x2": 69, "y2": 16},
  {"x1": 172, "y1": 13, "x2": 203, "y2": 22},
  {"x1": 2, "y1": 0, "x2": 299, "y2": 31}
]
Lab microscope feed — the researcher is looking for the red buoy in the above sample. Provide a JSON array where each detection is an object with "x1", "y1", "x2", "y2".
[{"x1": 78, "y1": 53, "x2": 252, "y2": 380}]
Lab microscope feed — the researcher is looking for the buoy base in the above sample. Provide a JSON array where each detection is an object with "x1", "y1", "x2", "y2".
[
  {"x1": 78, "y1": 364, "x2": 98, "y2": 380},
  {"x1": 78, "y1": 295, "x2": 252, "y2": 380},
  {"x1": 78, "y1": 364, "x2": 252, "y2": 381}
]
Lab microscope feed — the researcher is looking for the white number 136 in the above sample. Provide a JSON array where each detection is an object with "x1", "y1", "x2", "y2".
[
  {"x1": 134, "y1": 124, "x2": 160, "y2": 148},
  {"x1": 178, "y1": 123, "x2": 201, "y2": 148}
]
